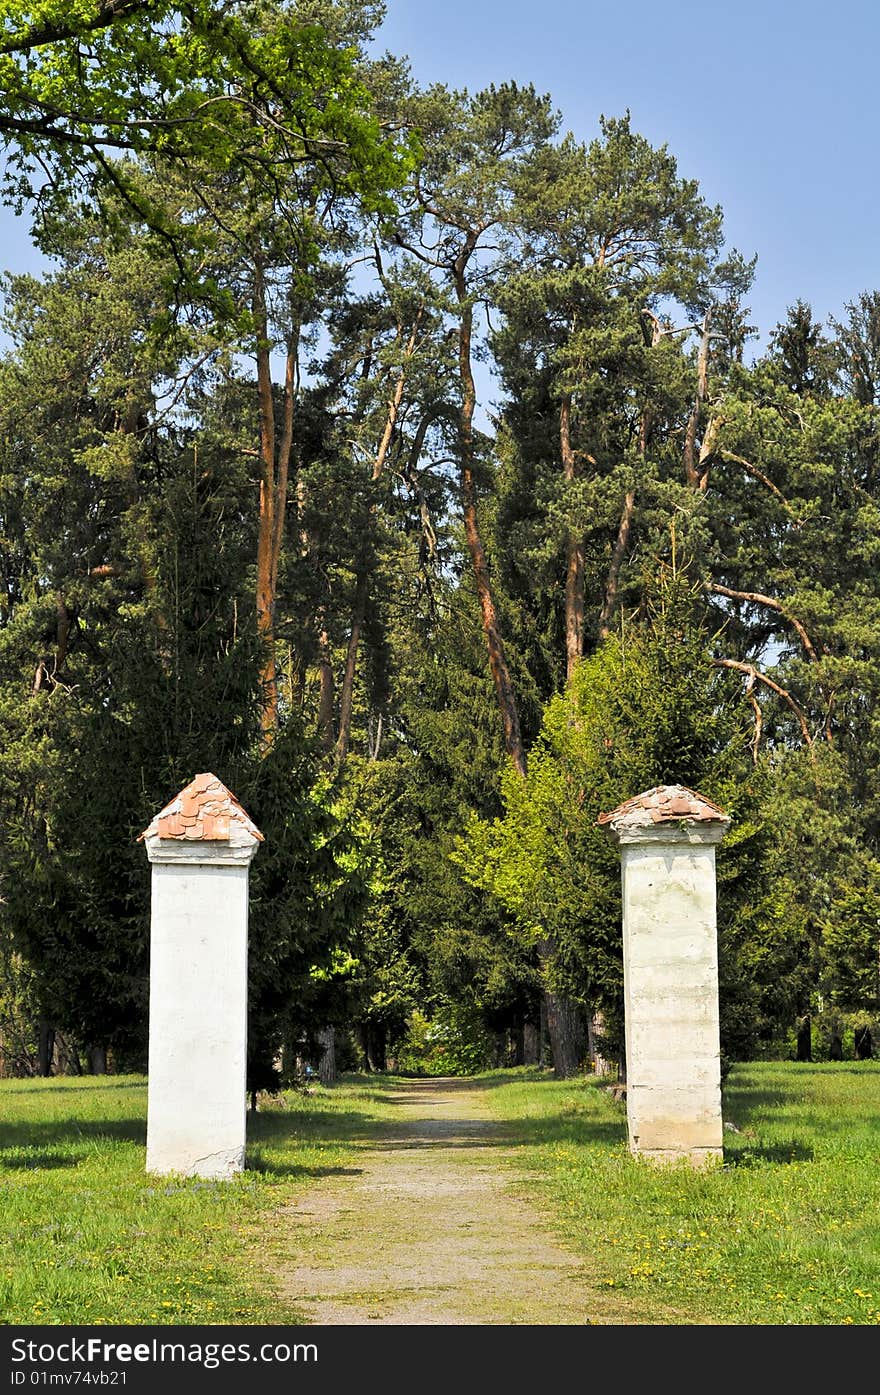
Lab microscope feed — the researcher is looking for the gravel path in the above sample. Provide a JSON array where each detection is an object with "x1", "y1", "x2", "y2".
[{"x1": 273, "y1": 1077, "x2": 600, "y2": 1325}]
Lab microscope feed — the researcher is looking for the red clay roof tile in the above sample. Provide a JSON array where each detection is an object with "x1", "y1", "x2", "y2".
[
  {"x1": 138, "y1": 773, "x2": 264, "y2": 844},
  {"x1": 598, "y1": 784, "x2": 729, "y2": 827}
]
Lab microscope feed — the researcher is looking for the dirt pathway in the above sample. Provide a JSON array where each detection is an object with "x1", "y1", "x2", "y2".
[{"x1": 273, "y1": 1077, "x2": 600, "y2": 1325}]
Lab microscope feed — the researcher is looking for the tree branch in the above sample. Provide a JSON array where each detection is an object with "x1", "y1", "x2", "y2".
[
  {"x1": 719, "y1": 449, "x2": 803, "y2": 525},
  {"x1": 748, "y1": 691, "x2": 763, "y2": 765},
  {"x1": 706, "y1": 582, "x2": 820, "y2": 664},
  {"x1": 683, "y1": 310, "x2": 711, "y2": 489},
  {"x1": 0, "y1": 0, "x2": 151, "y2": 56},
  {"x1": 713, "y1": 657, "x2": 814, "y2": 755}
]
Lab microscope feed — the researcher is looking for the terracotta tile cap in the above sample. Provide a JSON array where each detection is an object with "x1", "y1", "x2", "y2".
[
  {"x1": 138, "y1": 772, "x2": 264, "y2": 843},
  {"x1": 598, "y1": 783, "x2": 729, "y2": 828}
]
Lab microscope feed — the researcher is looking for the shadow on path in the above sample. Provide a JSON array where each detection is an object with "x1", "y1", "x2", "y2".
[{"x1": 253, "y1": 1075, "x2": 624, "y2": 1159}]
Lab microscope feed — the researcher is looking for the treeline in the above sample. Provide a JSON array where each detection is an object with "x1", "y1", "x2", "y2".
[{"x1": 0, "y1": 1, "x2": 877, "y2": 1082}]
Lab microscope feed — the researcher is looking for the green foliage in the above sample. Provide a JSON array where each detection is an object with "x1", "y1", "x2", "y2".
[
  {"x1": 820, "y1": 860, "x2": 880, "y2": 1013},
  {"x1": 245, "y1": 738, "x2": 371, "y2": 1093},
  {"x1": 0, "y1": 2, "x2": 416, "y2": 247},
  {"x1": 490, "y1": 111, "x2": 748, "y2": 679},
  {"x1": 458, "y1": 566, "x2": 791, "y2": 1060},
  {"x1": 0, "y1": 229, "x2": 365, "y2": 1084},
  {"x1": 396, "y1": 1001, "x2": 496, "y2": 1076},
  {"x1": 0, "y1": 25, "x2": 879, "y2": 1077}
]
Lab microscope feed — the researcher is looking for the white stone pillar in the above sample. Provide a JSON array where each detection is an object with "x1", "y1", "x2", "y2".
[
  {"x1": 139, "y1": 773, "x2": 263, "y2": 1179},
  {"x1": 599, "y1": 785, "x2": 730, "y2": 1166}
]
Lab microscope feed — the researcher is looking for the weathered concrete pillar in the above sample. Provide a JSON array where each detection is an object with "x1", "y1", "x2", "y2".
[
  {"x1": 598, "y1": 785, "x2": 730, "y2": 1166},
  {"x1": 139, "y1": 773, "x2": 263, "y2": 1178}
]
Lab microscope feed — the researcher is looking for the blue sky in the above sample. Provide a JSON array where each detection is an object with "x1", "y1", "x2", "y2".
[
  {"x1": 372, "y1": 0, "x2": 880, "y2": 348},
  {"x1": 1, "y1": 0, "x2": 878, "y2": 352}
]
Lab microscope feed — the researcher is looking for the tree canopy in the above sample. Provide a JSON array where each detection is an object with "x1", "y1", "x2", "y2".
[{"x1": 0, "y1": 1, "x2": 878, "y2": 1082}]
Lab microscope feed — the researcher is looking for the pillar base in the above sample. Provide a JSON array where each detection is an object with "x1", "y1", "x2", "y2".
[
  {"x1": 632, "y1": 1145, "x2": 723, "y2": 1167},
  {"x1": 146, "y1": 1144, "x2": 245, "y2": 1180}
]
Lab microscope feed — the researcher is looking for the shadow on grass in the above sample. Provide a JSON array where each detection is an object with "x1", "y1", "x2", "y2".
[
  {"x1": 246, "y1": 1158, "x2": 365, "y2": 1180},
  {"x1": 346, "y1": 1070, "x2": 555, "y2": 1100},
  {"x1": 247, "y1": 1108, "x2": 396, "y2": 1149},
  {"x1": 1, "y1": 1074, "x2": 624, "y2": 1168},
  {"x1": 0, "y1": 1118, "x2": 146, "y2": 1150},
  {"x1": 1, "y1": 1081, "x2": 146, "y2": 1095},
  {"x1": 724, "y1": 1069, "x2": 880, "y2": 1151},
  {"x1": 733, "y1": 1063, "x2": 880, "y2": 1080},
  {"x1": 0, "y1": 1151, "x2": 84, "y2": 1171},
  {"x1": 369, "y1": 1119, "x2": 626, "y2": 1151},
  {"x1": 724, "y1": 1140, "x2": 815, "y2": 1167}
]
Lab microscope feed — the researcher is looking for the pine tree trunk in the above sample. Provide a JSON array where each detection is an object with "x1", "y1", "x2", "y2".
[
  {"x1": 335, "y1": 569, "x2": 368, "y2": 766},
  {"x1": 560, "y1": 395, "x2": 584, "y2": 679},
  {"x1": 372, "y1": 1026, "x2": 387, "y2": 1073},
  {"x1": 359, "y1": 1024, "x2": 373, "y2": 1073},
  {"x1": 523, "y1": 1019, "x2": 540, "y2": 1066},
  {"x1": 598, "y1": 489, "x2": 636, "y2": 639},
  {"x1": 456, "y1": 266, "x2": 526, "y2": 777},
  {"x1": 587, "y1": 1008, "x2": 611, "y2": 1077},
  {"x1": 317, "y1": 614, "x2": 335, "y2": 753},
  {"x1": 684, "y1": 311, "x2": 712, "y2": 489},
  {"x1": 455, "y1": 255, "x2": 606, "y2": 1091},
  {"x1": 252, "y1": 256, "x2": 298, "y2": 741},
  {"x1": 543, "y1": 989, "x2": 584, "y2": 1078},
  {"x1": 253, "y1": 254, "x2": 279, "y2": 736},
  {"x1": 317, "y1": 1027, "x2": 336, "y2": 1085},
  {"x1": 38, "y1": 1019, "x2": 54, "y2": 1077},
  {"x1": 335, "y1": 316, "x2": 423, "y2": 768},
  {"x1": 617, "y1": 1037, "x2": 627, "y2": 1086},
  {"x1": 796, "y1": 1015, "x2": 812, "y2": 1061},
  {"x1": 89, "y1": 1045, "x2": 107, "y2": 1075}
]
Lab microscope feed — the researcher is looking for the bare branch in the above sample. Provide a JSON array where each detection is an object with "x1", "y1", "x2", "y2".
[
  {"x1": 684, "y1": 311, "x2": 711, "y2": 489},
  {"x1": 149, "y1": 350, "x2": 216, "y2": 429},
  {"x1": 748, "y1": 691, "x2": 763, "y2": 765},
  {"x1": 373, "y1": 308, "x2": 423, "y2": 481},
  {"x1": 713, "y1": 657, "x2": 814, "y2": 755},
  {"x1": 698, "y1": 412, "x2": 722, "y2": 474},
  {"x1": 706, "y1": 582, "x2": 820, "y2": 664}
]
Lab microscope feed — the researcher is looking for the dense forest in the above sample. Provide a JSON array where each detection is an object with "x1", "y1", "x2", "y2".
[{"x1": 0, "y1": 0, "x2": 877, "y2": 1086}]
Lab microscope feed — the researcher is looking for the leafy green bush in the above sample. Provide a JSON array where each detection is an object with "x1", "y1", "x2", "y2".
[
  {"x1": 396, "y1": 1001, "x2": 496, "y2": 1076},
  {"x1": 456, "y1": 564, "x2": 791, "y2": 1063}
]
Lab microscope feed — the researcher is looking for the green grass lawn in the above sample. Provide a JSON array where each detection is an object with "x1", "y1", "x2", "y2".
[
  {"x1": 1, "y1": 1062, "x2": 879, "y2": 1325},
  {"x1": 0, "y1": 1074, "x2": 397, "y2": 1326},
  {"x1": 481, "y1": 1060, "x2": 880, "y2": 1324}
]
